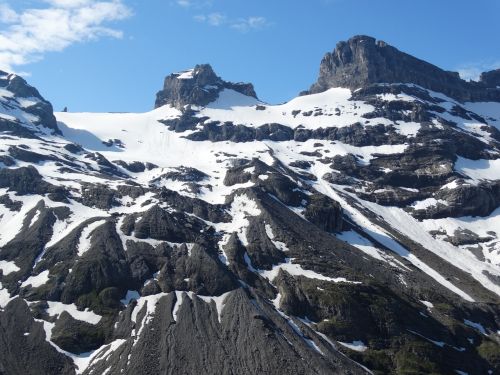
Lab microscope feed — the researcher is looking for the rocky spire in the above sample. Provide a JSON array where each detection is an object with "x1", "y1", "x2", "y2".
[
  {"x1": 306, "y1": 35, "x2": 500, "y2": 102},
  {"x1": 154, "y1": 64, "x2": 257, "y2": 109}
]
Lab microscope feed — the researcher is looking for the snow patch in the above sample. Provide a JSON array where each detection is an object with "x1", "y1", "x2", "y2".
[
  {"x1": 338, "y1": 340, "x2": 368, "y2": 352},
  {"x1": 77, "y1": 220, "x2": 107, "y2": 256},
  {"x1": 227, "y1": 194, "x2": 261, "y2": 246},
  {"x1": 420, "y1": 300, "x2": 434, "y2": 310},
  {"x1": 0, "y1": 282, "x2": 14, "y2": 308},
  {"x1": 21, "y1": 270, "x2": 50, "y2": 288},
  {"x1": 411, "y1": 198, "x2": 448, "y2": 210},
  {"x1": 120, "y1": 290, "x2": 140, "y2": 306},
  {"x1": 198, "y1": 290, "x2": 232, "y2": 323},
  {"x1": 172, "y1": 291, "x2": 188, "y2": 322},
  {"x1": 177, "y1": 69, "x2": 194, "y2": 79},
  {"x1": 265, "y1": 224, "x2": 289, "y2": 252},
  {"x1": 46, "y1": 301, "x2": 102, "y2": 324},
  {"x1": 393, "y1": 121, "x2": 421, "y2": 137},
  {"x1": 455, "y1": 157, "x2": 500, "y2": 181},
  {"x1": 337, "y1": 230, "x2": 409, "y2": 270},
  {"x1": 0, "y1": 260, "x2": 20, "y2": 275},
  {"x1": 255, "y1": 257, "x2": 361, "y2": 284},
  {"x1": 28, "y1": 210, "x2": 41, "y2": 227}
]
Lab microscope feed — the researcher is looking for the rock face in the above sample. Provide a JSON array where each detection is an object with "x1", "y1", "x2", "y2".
[
  {"x1": 480, "y1": 68, "x2": 500, "y2": 88},
  {"x1": 154, "y1": 64, "x2": 257, "y2": 109},
  {"x1": 0, "y1": 71, "x2": 60, "y2": 133},
  {"x1": 1, "y1": 36, "x2": 500, "y2": 375},
  {"x1": 304, "y1": 194, "x2": 343, "y2": 232},
  {"x1": 307, "y1": 35, "x2": 500, "y2": 102}
]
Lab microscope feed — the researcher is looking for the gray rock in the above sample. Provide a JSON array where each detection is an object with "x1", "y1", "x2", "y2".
[
  {"x1": 304, "y1": 193, "x2": 343, "y2": 232},
  {"x1": 306, "y1": 35, "x2": 500, "y2": 102},
  {"x1": 51, "y1": 311, "x2": 104, "y2": 354},
  {"x1": 81, "y1": 183, "x2": 117, "y2": 210},
  {"x1": 157, "y1": 243, "x2": 237, "y2": 295},
  {"x1": 480, "y1": 68, "x2": 500, "y2": 88},
  {"x1": 0, "y1": 71, "x2": 60, "y2": 134},
  {"x1": 155, "y1": 64, "x2": 257, "y2": 109},
  {"x1": 60, "y1": 221, "x2": 132, "y2": 307},
  {"x1": 0, "y1": 166, "x2": 67, "y2": 198},
  {"x1": 131, "y1": 205, "x2": 205, "y2": 243},
  {"x1": 0, "y1": 298, "x2": 74, "y2": 375}
]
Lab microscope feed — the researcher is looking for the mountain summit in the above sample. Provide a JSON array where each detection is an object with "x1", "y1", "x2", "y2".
[
  {"x1": 307, "y1": 35, "x2": 500, "y2": 102},
  {"x1": 154, "y1": 63, "x2": 257, "y2": 109}
]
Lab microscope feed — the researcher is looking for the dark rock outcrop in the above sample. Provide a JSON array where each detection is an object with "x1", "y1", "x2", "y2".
[
  {"x1": 306, "y1": 35, "x2": 500, "y2": 102},
  {"x1": 157, "y1": 243, "x2": 237, "y2": 295},
  {"x1": 0, "y1": 70, "x2": 60, "y2": 133},
  {"x1": 60, "y1": 221, "x2": 132, "y2": 306},
  {"x1": 129, "y1": 205, "x2": 205, "y2": 243},
  {"x1": 51, "y1": 312, "x2": 104, "y2": 354},
  {"x1": 114, "y1": 160, "x2": 157, "y2": 173},
  {"x1": 480, "y1": 69, "x2": 500, "y2": 88},
  {"x1": 0, "y1": 166, "x2": 67, "y2": 200},
  {"x1": 304, "y1": 193, "x2": 343, "y2": 232},
  {"x1": 81, "y1": 183, "x2": 117, "y2": 210},
  {"x1": 151, "y1": 166, "x2": 208, "y2": 183},
  {"x1": 0, "y1": 299, "x2": 74, "y2": 375},
  {"x1": 424, "y1": 182, "x2": 500, "y2": 219},
  {"x1": 155, "y1": 64, "x2": 257, "y2": 109}
]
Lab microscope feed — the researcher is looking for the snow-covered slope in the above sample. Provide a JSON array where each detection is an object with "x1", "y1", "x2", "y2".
[
  {"x1": 54, "y1": 85, "x2": 500, "y2": 299},
  {"x1": 1, "y1": 36, "x2": 500, "y2": 375}
]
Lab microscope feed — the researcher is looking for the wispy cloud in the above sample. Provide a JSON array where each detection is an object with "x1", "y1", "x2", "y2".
[
  {"x1": 456, "y1": 61, "x2": 500, "y2": 81},
  {"x1": 175, "y1": 0, "x2": 269, "y2": 32},
  {"x1": 230, "y1": 16, "x2": 268, "y2": 32},
  {"x1": 194, "y1": 12, "x2": 269, "y2": 32},
  {"x1": 176, "y1": 0, "x2": 213, "y2": 8},
  {"x1": 194, "y1": 12, "x2": 225, "y2": 26},
  {"x1": 0, "y1": 0, "x2": 132, "y2": 72},
  {"x1": 0, "y1": 3, "x2": 17, "y2": 23},
  {"x1": 176, "y1": 0, "x2": 191, "y2": 7}
]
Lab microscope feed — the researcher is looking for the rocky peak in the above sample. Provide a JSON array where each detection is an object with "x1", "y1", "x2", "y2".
[
  {"x1": 480, "y1": 68, "x2": 500, "y2": 88},
  {"x1": 0, "y1": 70, "x2": 59, "y2": 134},
  {"x1": 0, "y1": 71, "x2": 44, "y2": 99},
  {"x1": 306, "y1": 35, "x2": 500, "y2": 102},
  {"x1": 154, "y1": 64, "x2": 257, "y2": 109}
]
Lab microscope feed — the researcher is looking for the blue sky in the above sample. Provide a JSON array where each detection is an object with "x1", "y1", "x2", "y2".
[{"x1": 1, "y1": 0, "x2": 499, "y2": 112}]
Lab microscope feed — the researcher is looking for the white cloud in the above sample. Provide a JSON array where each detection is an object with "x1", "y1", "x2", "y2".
[
  {"x1": 230, "y1": 16, "x2": 268, "y2": 32},
  {"x1": 0, "y1": 0, "x2": 132, "y2": 72},
  {"x1": 457, "y1": 61, "x2": 500, "y2": 82},
  {"x1": 194, "y1": 12, "x2": 225, "y2": 26},
  {"x1": 180, "y1": 0, "x2": 269, "y2": 32},
  {"x1": 457, "y1": 67, "x2": 483, "y2": 82},
  {"x1": 45, "y1": 0, "x2": 96, "y2": 8},
  {"x1": 0, "y1": 3, "x2": 18, "y2": 23},
  {"x1": 176, "y1": 0, "x2": 213, "y2": 9},
  {"x1": 194, "y1": 12, "x2": 269, "y2": 32}
]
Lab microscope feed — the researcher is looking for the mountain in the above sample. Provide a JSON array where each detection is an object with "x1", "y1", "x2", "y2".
[
  {"x1": 0, "y1": 36, "x2": 499, "y2": 375},
  {"x1": 306, "y1": 35, "x2": 500, "y2": 102}
]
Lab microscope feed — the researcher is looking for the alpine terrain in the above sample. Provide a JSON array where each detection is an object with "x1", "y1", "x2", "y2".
[{"x1": 1, "y1": 35, "x2": 500, "y2": 374}]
